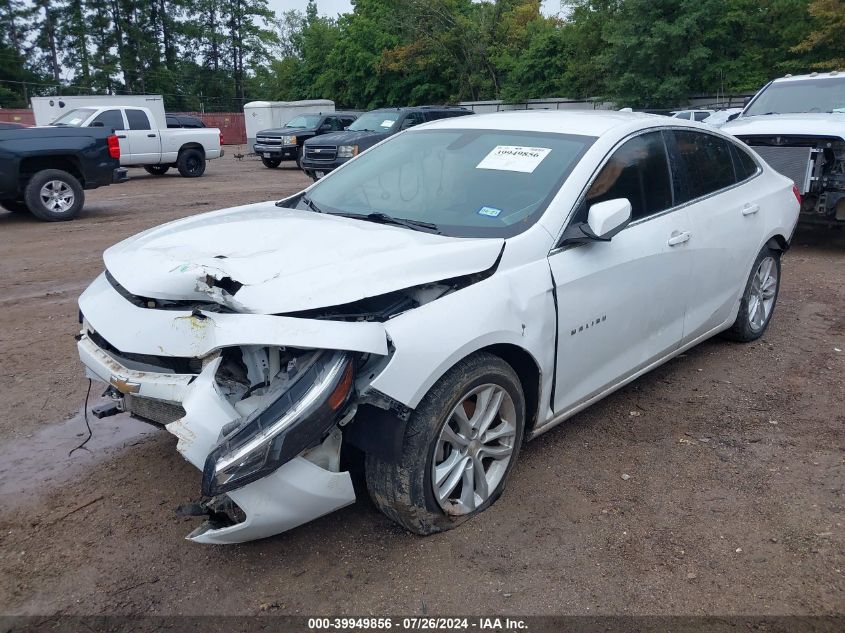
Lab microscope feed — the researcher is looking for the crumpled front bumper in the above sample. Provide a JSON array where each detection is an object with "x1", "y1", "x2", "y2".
[{"x1": 77, "y1": 273, "x2": 386, "y2": 543}]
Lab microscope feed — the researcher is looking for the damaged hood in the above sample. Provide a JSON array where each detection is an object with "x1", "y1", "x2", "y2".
[
  {"x1": 103, "y1": 201, "x2": 504, "y2": 314},
  {"x1": 723, "y1": 113, "x2": 845, "y2": 140}
]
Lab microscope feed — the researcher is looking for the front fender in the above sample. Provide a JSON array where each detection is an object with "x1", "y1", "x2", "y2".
[{"x1": 369, "y1": 260, "x2": 556, "y2": 414}]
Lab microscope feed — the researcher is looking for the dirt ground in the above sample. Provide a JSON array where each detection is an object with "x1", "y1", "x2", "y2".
[{"x1": 0, "y1": 157, "x2": 843, "y2": 617}]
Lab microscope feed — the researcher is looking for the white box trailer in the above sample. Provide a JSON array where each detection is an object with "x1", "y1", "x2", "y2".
[
  {"x1": 243, "y1": 99, "x2": 334, "y2": 147},
  {"x1": 31, "y1": 94, "x2": 167, "y2": 128}
]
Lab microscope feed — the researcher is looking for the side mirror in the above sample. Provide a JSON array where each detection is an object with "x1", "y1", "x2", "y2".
[
  {"x1": 91, "y1": 121, "x2": 105, "y2": 127},
  {"x1": 588, "y1": 198, "x2": 631, "y2": 237},
  {"x1": 727, "y1": 112, "x2": 740, "y2": 121},
  {"x1": 560, "y1": 198, "x2": 632, "y2": 246}
]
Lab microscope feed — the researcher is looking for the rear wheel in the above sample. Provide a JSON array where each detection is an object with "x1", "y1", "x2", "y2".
[
  {"x1": 177, "y1": 148, "x2": 206, "y2": 177},
  {"x1": 1, "y1": 199, "x2": 30, "y2": 214},
  {"x1": 723, "y1": 247, "x2": 781, "y2": 342},
  {"x1": 261, "y1": 157, "x2": 282, "y2": 168},
  {"x1": 365, "y1": 353, "x2": 525, "y2": 535},
  {"x1": 23, "y1": 169, "x2": 84, "y2": 221},
  {"x1": 144, "y1": 165, "x2": 170, "y2": 176}
]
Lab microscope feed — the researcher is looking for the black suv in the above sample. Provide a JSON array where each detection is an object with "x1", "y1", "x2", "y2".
[
  {"x1": 300, "y1": 106, "x2": 473, "y2": 180},
  {"x1": 254, "y1": 112, "x2": 359, "y2": 169}
]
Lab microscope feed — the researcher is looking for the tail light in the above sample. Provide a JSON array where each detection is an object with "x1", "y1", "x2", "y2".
[
  {"x1": 107, "y1": 134, "x2": 120, "y2": 159},
  {"x1": 792, "y1": 184, "x2": 802, "y2": 205},
  {"x1": 219, "y1": 130, "x2": 224, "y2": 146}
]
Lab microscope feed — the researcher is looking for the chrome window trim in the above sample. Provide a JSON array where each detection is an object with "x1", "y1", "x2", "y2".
[{"x1": 549, "y1": 125, "x2": 763, "y2": 255}]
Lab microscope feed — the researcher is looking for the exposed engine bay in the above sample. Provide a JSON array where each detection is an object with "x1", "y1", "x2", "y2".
[{"x1": 736, "y1": 135, "x2": 845, "y2": 225}]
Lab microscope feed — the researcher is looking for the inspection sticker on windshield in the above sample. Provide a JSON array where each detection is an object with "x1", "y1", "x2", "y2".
[
  {"x1": 477, "y1": 206, "x2": 503, "y2": 217},
  {"x1": 476, "y1": 145, "x2": 552, "y2": 173}
]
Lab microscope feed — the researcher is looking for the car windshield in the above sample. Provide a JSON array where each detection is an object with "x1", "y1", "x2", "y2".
[
  {"x1": 348, "y1": 112, "x2": 399, "y2": 132},
  {"x1": 745, "y1": 77, "x2": 845, "y2": 115},
  {"x1": 51, "y1": 108, "x2": 97, "y2": 126},
  {"x1": 285, "y1": 115, "x2": 321, "y2": 128},
  {"x1": 300, "y1": 129, "x2": 595, "y2": 238}
]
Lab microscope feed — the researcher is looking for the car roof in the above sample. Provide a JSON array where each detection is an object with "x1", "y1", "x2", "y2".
[
  {"x1": 773, "y1": 71, "x2": 843, "y2": 82},
  {"x1": 416, "y1": 109, "x2": 678, "y2": 137}
]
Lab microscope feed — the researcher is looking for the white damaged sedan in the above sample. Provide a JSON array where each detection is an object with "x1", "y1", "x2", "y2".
[{"x1": 77, "y1": 111, "x2": 799, "y2": 544}]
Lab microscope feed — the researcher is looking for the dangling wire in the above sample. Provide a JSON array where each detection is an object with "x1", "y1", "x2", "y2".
[{"x1": 69, "y1": 379, "x2": 93, "y2": 457}]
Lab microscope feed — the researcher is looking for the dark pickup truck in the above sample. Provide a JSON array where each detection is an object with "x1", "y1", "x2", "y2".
[
  {"x1": 253, "y1": 111, "x2": 359, "y2": 168},
  {"x1": 0, "y1": 126, "x2": 127, "y2": 221},
  {"x1": 300, "y1": 105, "x2": 473, "y2": 180}
]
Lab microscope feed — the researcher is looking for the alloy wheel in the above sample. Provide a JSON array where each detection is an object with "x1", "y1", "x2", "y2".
[
  {"x1": 748, "y1": 256, "x2": 778, "y2": 332},
  {"x1": 39, "y1": 180, "x2": 74, "y2": 213},
  {"x1": 431, "y1": 384, "x2": 517, "y2": 515}
]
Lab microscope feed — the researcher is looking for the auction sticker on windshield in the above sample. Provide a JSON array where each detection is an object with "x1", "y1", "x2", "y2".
[{"x1": 476, "y1": 145, "x2": 552, "y2": 173}]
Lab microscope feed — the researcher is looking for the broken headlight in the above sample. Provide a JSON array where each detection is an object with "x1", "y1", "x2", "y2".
[{"x1": 201, "y1": 350, "x2": 354, "y2": 496}]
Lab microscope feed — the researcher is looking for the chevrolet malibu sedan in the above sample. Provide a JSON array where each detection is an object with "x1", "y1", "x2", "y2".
[{"x1": 76, "y1": 111, "x2": 799, "y2": 544}]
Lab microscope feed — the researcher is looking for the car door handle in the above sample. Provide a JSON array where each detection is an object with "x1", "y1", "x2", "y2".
[
  {"x1": 117, "y1": 134, "x2": 127, "y2": 139},
  {"x1": 667, "y1": 230, "x2": 691, "y2": 246},
  {"x1": 147, "y1": 133, "x2": 156, "y2": 138},
  {"x1": 742, "y1": 203, "x2": 760, "y2": 215}
]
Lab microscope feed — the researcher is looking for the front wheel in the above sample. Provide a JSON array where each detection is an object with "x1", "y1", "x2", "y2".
[
  {"x1": 23, "y1": 169, "x2": 84, "y2": 221},
  {"x1": 723, "y1": 247, "x2": 781, "y2": 342},
  {"x1": 177, "y1": 148, "x2": 206, "y2": 177},
  {"x1": 144, "y1": 165, "x2": 170, "y2": 176},
  {"x1": 261, "y1": 157, "x2": 282, "y2": 168},
  {"x1": 365, "y1": 352, "x2": 525, "y2": 535}
]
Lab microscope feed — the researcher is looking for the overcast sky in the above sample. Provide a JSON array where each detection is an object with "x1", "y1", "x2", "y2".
[{"x1": 267, "y1": 1, "x2": 567, "y2": 19}]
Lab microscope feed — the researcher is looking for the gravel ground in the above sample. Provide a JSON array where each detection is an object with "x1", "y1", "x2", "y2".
[{"x1": 0, "y1": 157, "x2": 843, "y2": 616}]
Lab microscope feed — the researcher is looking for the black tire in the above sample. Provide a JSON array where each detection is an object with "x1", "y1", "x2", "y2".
[
  {"x1": 23, "y1": 169, "x2": 84, "y2": 222},
  {"x1": 144, "y1": 165, "x2": 170, "y2": 176},
  {"x1": 1, "y1": 199, "x2": 30, "y2": 214},
  {"x1": 723, "y1": 246, "x2": 782, "y2": 342},
  {"x1": 261, "y1": 157, "x2": 282, "y2": 168},
  {"x1": 177, "y1": 148, "x2": 206, "y2": 177},
  {"x1": 295, "y1": 146, "x2": 303, "y2": 169},
  {"x1": 365, "y1": 352, "x2": 526, "y2": 535}
]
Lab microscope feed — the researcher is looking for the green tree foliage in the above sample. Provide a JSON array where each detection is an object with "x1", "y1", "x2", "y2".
[
  {"x1": 1, "y1": 0, "x2": 838, "y2": 112},
  {"x1": 793, "y1": 0, "x2": 845, "y2": 69}
]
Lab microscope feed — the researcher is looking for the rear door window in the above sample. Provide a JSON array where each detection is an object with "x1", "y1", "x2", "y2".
[
  {"x1": 126, "y1": 109, "x2": 152, "y2": 130},
  {"x1": 586, "y1": 131, "x2": 673, "y2": 221},
  {"x1": 671, "y1": 130, "x2": 737, "y2": 202},
  {"x1": 693, "y1": 111, "x2": 710, "y2": 121}
]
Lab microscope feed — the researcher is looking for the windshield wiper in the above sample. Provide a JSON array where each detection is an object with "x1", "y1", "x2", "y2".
[
  {"x1": 301, "y1": 196, "x2": 324, "y2": 213},
  {"x1": 337, "y1": 211, "x2": 441, "y2": 234}
]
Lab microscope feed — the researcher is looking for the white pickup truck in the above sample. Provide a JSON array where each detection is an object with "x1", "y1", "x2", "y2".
[
  {"x1": 49, "y1": 105, "x2": 223, "y2": 177},
  {"x1": 723, "y1": 72, "x2": 845, "y2": 227}
]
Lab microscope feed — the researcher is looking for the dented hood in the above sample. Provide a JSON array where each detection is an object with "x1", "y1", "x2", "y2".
[{"x1": 104, "y1": 201, "x2": 505, "y2": 314}]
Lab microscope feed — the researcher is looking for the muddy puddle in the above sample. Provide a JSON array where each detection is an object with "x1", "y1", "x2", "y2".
[{"x1": 0, "y1": 398, "x2": 160, "y2": 505}]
